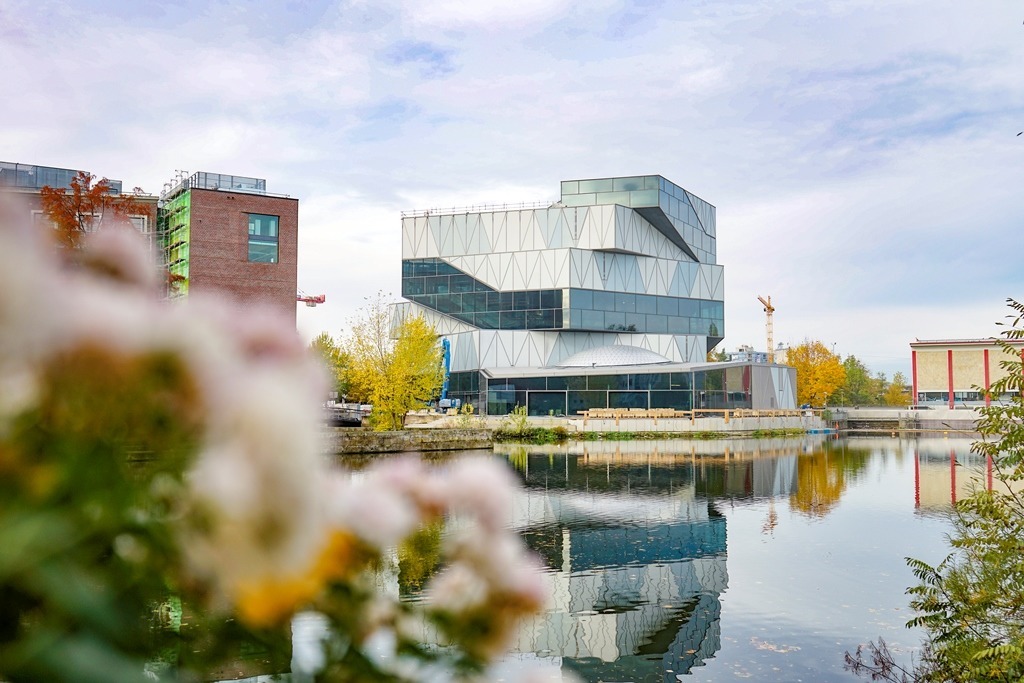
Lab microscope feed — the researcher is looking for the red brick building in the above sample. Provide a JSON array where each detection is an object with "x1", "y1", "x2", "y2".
[{"x1": 161, "y1": 172, "x2": 298, "y2": 325}]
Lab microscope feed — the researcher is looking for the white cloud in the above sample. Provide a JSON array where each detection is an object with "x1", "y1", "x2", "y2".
[{"x1": 3, "y1": 0, "x2": 1022, "y2": 379}]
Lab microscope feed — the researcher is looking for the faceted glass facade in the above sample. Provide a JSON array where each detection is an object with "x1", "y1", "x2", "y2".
[
  {"x1": 402, "y1": 258, "x2": 563, "y2": 330},
  {"x1": 399, "y1": 175, "x2": 736, "y2": 411}
]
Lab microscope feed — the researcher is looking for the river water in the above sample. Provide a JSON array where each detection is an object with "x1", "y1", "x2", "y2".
[
  {"x1": 483, "y1": 435, "x2": 979, "y2": 682},
  {"x1": 232, "y1": 435, "x2": 982, "y2": 682}
]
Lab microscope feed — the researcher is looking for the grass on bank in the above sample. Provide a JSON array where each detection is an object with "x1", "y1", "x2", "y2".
[{"x1": 492, "y1": 426, "x2": 809, "y2": 444}]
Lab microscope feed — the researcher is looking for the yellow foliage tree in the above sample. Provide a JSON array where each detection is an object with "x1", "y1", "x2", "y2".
[
  {"x1": 345, "y1": 293, "x2": 444, "y2": 431},
  {"x1": 788, "y1": 340, "x2": 846, "y2": 406},
  {"x1": 882, "y1": 371, "x2": 910, "y2": 406}
]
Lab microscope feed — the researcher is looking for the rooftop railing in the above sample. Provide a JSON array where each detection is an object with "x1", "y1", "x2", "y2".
[{"x1": 401, "y1": 199, "x2": 558, "y2": 219}]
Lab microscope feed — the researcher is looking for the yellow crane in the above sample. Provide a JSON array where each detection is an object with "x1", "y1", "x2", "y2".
[{"x1": 757, "y1": 295, "x2": 775, "y2": 364}]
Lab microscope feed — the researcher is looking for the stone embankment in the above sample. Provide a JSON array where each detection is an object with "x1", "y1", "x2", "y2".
[
  {"x1": 836, "y1": 407, "x2": 980, "y2": 436},
  {"x1": 330, "y1": 409, "x2": 831, "y2": 454},
  {"x1": 326, "y1": 427, "x2": 493, "y2": 455}
]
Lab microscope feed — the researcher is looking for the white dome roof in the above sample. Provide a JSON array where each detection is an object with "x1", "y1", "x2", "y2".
[{"x1": 556, "y1": 344, "x2": 672, "y2": 368}]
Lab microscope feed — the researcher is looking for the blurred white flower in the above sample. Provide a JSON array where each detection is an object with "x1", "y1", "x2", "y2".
[
  {"x1": 324, "y1": 471, "x2": 420, "y2": 549},
  {"x1": 443, "y1": 456, "x2": 518, "y2": 531}
]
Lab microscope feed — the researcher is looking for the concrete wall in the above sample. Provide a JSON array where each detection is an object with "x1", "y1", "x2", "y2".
[{"x1": 326, "y1": 428, "x2": 493, "y2": 455}]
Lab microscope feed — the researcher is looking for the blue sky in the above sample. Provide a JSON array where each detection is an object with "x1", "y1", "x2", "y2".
[{"x1": 3, "y1": 0, "x2": 1022, "y2": 377}]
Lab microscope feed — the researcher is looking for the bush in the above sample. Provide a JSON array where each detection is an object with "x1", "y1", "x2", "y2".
[
  {"x1": 846, "y1": 298, "x2": 1024, "y2": 682},
  {"x1": 0, "y1": 224, "x2": 547, "y2": 681}
]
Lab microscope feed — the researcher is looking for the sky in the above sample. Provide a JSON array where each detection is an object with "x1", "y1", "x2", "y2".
[{"x1": 3, "y1": 0, "x2": 1022, "y2": 378}]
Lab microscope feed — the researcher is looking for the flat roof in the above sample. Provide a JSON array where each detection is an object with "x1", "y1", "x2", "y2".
[{"x1": 911, "y1": 338, "x2": 1024, "y2": 347}]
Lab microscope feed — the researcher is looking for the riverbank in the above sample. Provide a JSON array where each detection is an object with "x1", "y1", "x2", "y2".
[{"x1": 329, "y1": 411, "x2": 831, "y2": 454}]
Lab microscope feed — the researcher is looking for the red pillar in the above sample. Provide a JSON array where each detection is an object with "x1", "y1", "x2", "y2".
[
  {"x1": 984, "y1": 349, "x2": 991, "y2": 407},
  {"x1": 914, "y1": 449, "x2": 920, "y2": 509},
  {"x1": 947, "y1": 350, "x2": 955, "y2": 409},
  {"x1": 950, "y1": 449, "x2": 957, "y2": 505},
  {"x1": 911, "y1": 350, "x2": 918, "y2": 406},
  {"x1": 987, "y1": 454, "x2": 993, "y2": 492}
]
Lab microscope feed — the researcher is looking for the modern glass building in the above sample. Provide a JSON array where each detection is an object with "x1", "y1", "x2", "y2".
[{"x1": 395, "y1": 175, "x2": 795, "y2": 414}]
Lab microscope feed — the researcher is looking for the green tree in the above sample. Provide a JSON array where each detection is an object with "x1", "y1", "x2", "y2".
[
  {"x1": 841, "y1": 355, "x2": 873, "y2": 405},
  {"x1": 847, "y1": 298, "x2": 1024, "y2": 682},
  {"x1": 882, "y1": 371, "x2": 910, "y2": 406},
  {"x1": 345, "y1": 293, "x2": 445, "y2": 431},
  {"x1": 788, "y1": 340, "x2": 846, "y2": 407},
  {"x1": 309, "y1": 332, "x2": 348, "y2": 398}
]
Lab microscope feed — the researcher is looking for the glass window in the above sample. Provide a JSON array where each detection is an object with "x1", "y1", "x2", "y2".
[
  {"x1": 247, "y1": 213, "x2": 279, "y2": 263},
  {"x1": 667, "y1": 316, "x2": 688, "y2": 334},
  {"x1": 500, "y1": 311, "x2": 525, "y2": 329},
  {"x1": 596, "y1": 190, "x2": 630, "y2": 206},
  {"x1": 631, "y1": 373, "x2": 669, "y2": 390},
  {"x1": 425, "y1": 275, "x2": 449, "y2": 295},
  {"x1": 679, "y1": 299, "x2": 699, "y2": 317},
  {"x1": 402, "y1": 278, "x2": 424, "y2": 296},
  {"x1": 560, "y1": 181, "x2": 579, "y2": 195},
  {"x1": 657, "y1": 297, "x2": 678, "y2": 316},
  {"x1": 581, "y1": 310, "x2": 604, "y2": 329},
  {"x1": 614, "y1": 293, "x2": 635, "y2": 313},
  {"x1": 670, "y1": 373, "x2": 692, "y2": 390},
  {"x1": 604, "y1": 311, "x2": 625, "y2": 329},
  {"x1": 571, "y1": 289, "x2": 593, "y2": 310},
  {"x1": 613, "y1": 177, "x2": 645, "y2": 192},
  {"x1": 450, "y1": 274, "x2": 475, "y2": 293},
  {"x1": 593, "y1": 290, "x2": 615, "y2": 312},
  {"x1": 527, "y1": 309, "x2": 555, "y2": 329},
  {"x1": 528, "y1": 392, "x2": 566, "y2": 416},
  {"x1": 650, "y1": 391, "x2": 692, "y2": 410},
  {"x1": 628, "y1": 189, "x2": 659, "y2": 207},
  {"x1": 578, "y1": 179, "x2": 613, "y2": 193},
  {"x1": 547, "y1": 375, "x2": 587, "y2": 390},
  {"x1": 567, "y1": 390, "x2": 607, "y2": 414},
  {"x1": 589, "y1": 375, "x2": 628, "y2": 391},
  {"x1": 474, "y1": 311, "x2": 500, "y2": 328},
  {"x1": 646, "y1": 315, "x2": 668, "y2": 334},
  {"x1": 609, "y1": 391, "x2": 648, "y2": 409},
  {"x1": 636, "y1": 295, "x2": 658, "y2": 314},
  {"x1": 540, "y1": 290, "x2": 560, "y2": 309}
]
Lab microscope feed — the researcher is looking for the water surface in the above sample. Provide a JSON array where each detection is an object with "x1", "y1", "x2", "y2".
[{"x1": 490, "y1": 435, "x2": 979, "y2": 682}]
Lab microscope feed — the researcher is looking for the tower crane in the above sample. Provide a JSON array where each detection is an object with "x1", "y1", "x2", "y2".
[
  {"x1": 297, "y1": 291, "x2": 326, "y2": 307},
  {"x1": 757, "y1": 295, "x2": 775, "y2": 364}
]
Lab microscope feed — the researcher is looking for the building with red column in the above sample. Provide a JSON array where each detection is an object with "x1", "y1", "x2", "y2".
[{"x1": 910, "y1": 338, "x2": 1024, "y2": 408}]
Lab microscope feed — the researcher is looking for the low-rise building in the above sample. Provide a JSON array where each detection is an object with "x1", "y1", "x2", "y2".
[{"x1": 910, "y1": 338, "x2": 1024, "y2": 407}]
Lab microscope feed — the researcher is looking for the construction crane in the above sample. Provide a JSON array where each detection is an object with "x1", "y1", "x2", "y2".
[
  {"x1": 297, "y1": 292, "x2": 326, "y2": 308},
  {"x1": 757, "y1": 295, "x2": 775, "y2": 364}
]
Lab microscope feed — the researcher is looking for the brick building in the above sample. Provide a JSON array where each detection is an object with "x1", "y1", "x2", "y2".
[{"x1": 159, "y1": 171, "x2": 299, "y2": 324}]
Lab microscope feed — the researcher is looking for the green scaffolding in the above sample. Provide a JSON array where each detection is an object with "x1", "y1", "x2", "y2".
[{"x1": 158, "y1": 191, "x2": 191, "y2": 297}]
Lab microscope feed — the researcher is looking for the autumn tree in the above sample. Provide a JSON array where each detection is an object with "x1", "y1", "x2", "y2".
[
  {"x1": 847, "y1": 299, "x2": 1024, "y2": 682},
  {"x1": 309, "y1": 332, "x2": 349, "y2": 399},
  {"x1": 40, "y1": 171, "x2": 153, "y2": 249},
  {"x1": 788, "y1": 340, "x2": 846, "y2": 407},
  {"x1": 882, "y1": 371, "x2": 910, "y2": 406},
  {"x1": 344, "y1": 292, "x2": 445, "y2": 431}
]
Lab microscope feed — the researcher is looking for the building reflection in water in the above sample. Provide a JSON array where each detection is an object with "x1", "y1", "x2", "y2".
[
  {"x1": 911, "y1": 437, "x2": 1022, "y2": 513},
  {"x1": 498, "y1": 436, "x2": 858, "y2": 681}
]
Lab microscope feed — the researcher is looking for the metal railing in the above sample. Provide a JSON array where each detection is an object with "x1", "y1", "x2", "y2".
[{"x1": 401, "y1": 199, "x2": 559, "y2": 219}]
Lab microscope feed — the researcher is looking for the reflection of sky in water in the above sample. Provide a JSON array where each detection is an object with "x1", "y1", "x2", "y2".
[{"x1": 498, "y1": 436, "x2": 974, "y2": 682}]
